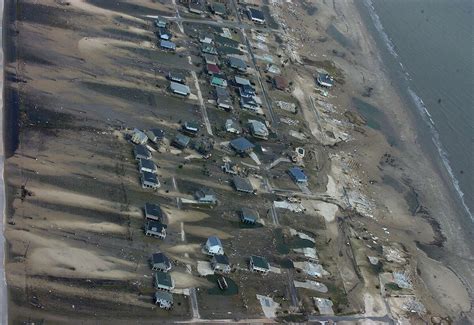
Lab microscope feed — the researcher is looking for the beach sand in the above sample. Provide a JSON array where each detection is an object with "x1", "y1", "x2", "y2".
[{"x1": 2, "y1": 0, "x2": 472, "y2": 323}]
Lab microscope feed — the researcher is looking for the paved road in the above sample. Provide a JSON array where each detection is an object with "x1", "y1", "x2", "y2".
[{"x1": 0, "y1": 0, "x2": 8, "y2": 322}]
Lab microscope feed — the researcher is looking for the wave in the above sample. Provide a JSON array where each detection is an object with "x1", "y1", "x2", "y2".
[
  {"x1": 363, "y1": 0, "x2": 398, "y2": 58},
  {"x1": 364, "y1": 0, "x2": 473, "y2": 221}
]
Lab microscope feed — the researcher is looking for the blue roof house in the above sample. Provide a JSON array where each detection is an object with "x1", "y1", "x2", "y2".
[{"x1": 288, "y1": 167, "x2": 308, "y2": 185}]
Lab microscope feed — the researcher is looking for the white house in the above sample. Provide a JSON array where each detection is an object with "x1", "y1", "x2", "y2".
[{"x1": 205, "y1": 236, "x2": 224, "y2": 255}]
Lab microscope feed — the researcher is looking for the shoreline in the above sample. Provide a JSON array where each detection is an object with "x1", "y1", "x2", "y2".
[
  {"x1": 360, "y1": 0, "x2": 473, "y2": 223},
  {"x1": 352, "y1": 0, "x2": 474, "y2": 318}
]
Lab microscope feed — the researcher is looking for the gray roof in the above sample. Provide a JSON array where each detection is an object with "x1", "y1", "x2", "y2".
[
  {"x1": 146, "y1": 220, "x2": 167, "y2": 232},
  {"x1": 235, "y1": 76, "x2": 251, "y2": 86},
  {"x1": 248, "y1": 8, "x2": 265, "y2": 21},
  {"x1": 207, "y1": 236, "x2": 222, "y2": 247},
  {"x1": 232, "y1": 175, "x2": 254, "y2": 193},
  {"x1": 160, "y1": 40, "x2": 176, "y2": 50},
  {"x1": 147, "y1": 128, "x2": 164, "y2": 141},
  {"x1": 173, "y1": 133, "x2": 191, "y2": 148},
  {"x1": 213, "y1": 254, "x2": 229, "y2": 265},
  {"x1": 228, "y1": 57, "x2": 247, "y2": 71},
  {"x1": 230, "y1": 137, "x2": 255, "y2": 153},
  {"x1": 134, "y1": 144, "x2": 151, "y2": 159},
  {"x1": 140, "y1": 158, "x2": 156, "y2": 170},
  {"x1": 142, "y1": 171, "x2": 158, "y2": 184},
  {"x1": 170, "y1": 81, "x2": 190, "y2": 95},
  {"x1": 248, "y1": 120, "x2": 269, "y2": 138},
  {"x1": 240, "y1": 208, "x2": 259, "y2": 221},
  {"x1": 152, "y1": 252, "x2": 171, "y2": 266},
  {"x1": 155, "y1": 291, "x2": 173, "y2": 303},
  {"x1": 145, "y1": 203, "x2": 163, "y2": 219}
]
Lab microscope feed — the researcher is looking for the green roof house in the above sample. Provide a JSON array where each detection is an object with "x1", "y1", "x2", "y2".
[{"x1": 154, "y1": 271, "x2": 175, "y2": 291}]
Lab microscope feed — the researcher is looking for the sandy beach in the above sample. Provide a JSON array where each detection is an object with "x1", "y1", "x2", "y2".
[{"x1": 2, "y1": 0, "x2": 472, "y2": 323}]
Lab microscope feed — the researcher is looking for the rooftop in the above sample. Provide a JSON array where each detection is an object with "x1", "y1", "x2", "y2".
[
  {"x1": 230, "y1": 137, "x2": 255, "y2": 153},
  {"x1": 152, "y1": 252, "x2": 170, "y2": 265},
  {"x1": 228, "y1": 56, "x2": 247, "y2": 71},
  {"x1": 155, "y1": 291, "x2": 173, "y2": 303},
  {"x1": 170, "y1": 81, "x2": 190, "y2": 95},
  {"x1": 146, "y1": 220, "x2": 167, "y2": 232},
  {"x1": 207, "y1": 236, "x2": 223, "y2": 247},
  {"x1": 155, "y1": 271, "x2": 173, "y2": 287},
  {"x1": 145, "y1": 203, "x2": 163, "y2": 218},
  {"x1": 142, "y1": 171, "x2": 158, "y2": 184},
  {"x1": 213, "y1": 254, "x2": 229, "y2": 265},
  {"x1": 160, "y1": 40, "x2": 176, "y2": 50},
  {"x1": 233, "y1": 175, "x2": 254, "y2": 193},
  {"x1": 289, "y1": 166, "x2": 308, "y2": 182},
  {"x1": 241, "y1": 208, "x2": 259, "y2": 221},
  {"x1": 207, "y1": 63, "x2": 221, "y2": 74},
  {"x1": 134, "y1": 144, "x2": 150, "y2": 158},
  {"x1": 139, "y1": 158, "x2": 156, "y2": 170},
  {"x1": 248, "y1": 7, "x2": 265, "y2": 22},
  {"x1": 251, "y1": 255, "x2": 269, "y2": 270}
]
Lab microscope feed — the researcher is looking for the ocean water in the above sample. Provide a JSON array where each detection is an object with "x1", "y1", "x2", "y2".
[{"x1": 360, "y1": 0, "x2": 473, "y2": 220}]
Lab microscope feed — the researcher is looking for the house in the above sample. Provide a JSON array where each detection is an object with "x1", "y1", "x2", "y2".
[
  {"x1": 154, "y1": 291, "x2": 173, "y2": 310},
  {"x1": 216, "y1": 87, "x2": 232, "y2": 110},
  {"x1": 195, "y1": 187, "x2": 217, "y2": 204},
  {"x1": 158, "y1": 27, "x2": 172, "y2": 40},
  {"x1": 154, "y1": 271, "x2": 174, "y2": 291},
  {"x1": 266, "y1": 63, "x2": 281, "y2": 74},
  {"x1": 146, "y1": 128, "x2": 164, "y2": 144},
  {"x1": 131, "y1": 128, "x2": 148, "y2": 145},
  {"x1": 139, "y1": 158, "x2": 157, "y2": 174},
  {"x1": 134, "y1": 144, "x2": 151, "y2": 160},
  {"x1": 288, "y1": 166, "x2": 308, "y2": 184},
  {"x1": 160, "y1": 40, "x2": 176, "y2": 51},
  {"x1": 168, "y1": 72, "x2": 186, "y2": 84},
  {"x1": 203, "y1": 53, "x2": 218, "y2": 65},
  {"x1": 273, "y1": 76, "x2": 289, "y2": 91},
  {"x1": 211, "y1": 254, "x2": 231, "y2": 273},
  {"x1": 240, "y1": 96, "x2": 259, "y2": 111},
  {"x1": 210, "y1": 2, "x2": 227, "y2": 16},
  {"x1": 316, "y1": 73, "x2": 334, "y2": 88},
  {"x1": 234, "y1": 76, "x2": 251, "y2": 86},
  {"x1": 182, "y1": 121, "x2": 199, "y2": 136},
  {"x1": 221, "y1": 161, "x2": 239, "y2": 175},
  {"x1": 151, "y1": 252, "x2": 172, "y2": 272},
  {"x1": 232, "y1": 175, "x2": 254, "y2": 193},
  {"x1": 215, "y1": 34, "x2": 240, "y2": 50},
  {"x1": 229, "y1": 137, "x2": 255, "y2": 155},
  {"x1": 240, "y1": 208, "x2": 258, "y2": 224},
  {"x1": 205, "y1": 236, "x2": 224, "y2": 255},
  {"x1": 193, "y1": 137, "x2": 214, "y2": 158},
  {"x1": 248, "y1": 119, "x2": 269, "y2": 140},
  {"x1": 225, "y1": 119, "x2": 241, "y2": 134},
  {"x1": 189, "y1": 0, "x2": 204, "y2": 14},
  {"x1": 170, "y1": 81, "x2": 190, "y2": 96},
  {"x1": 141, "y1": 171, "x2": 160, "y2": 190},
  {"x1": 248, "y1": 7, "x2": 265, "y2": 24},
  {"x1": 211, "y1": 75, "x2": 227, "y2": 88},
  {"x1": 206, "y1": 63, "x2": 221, "y2": 75},
  {"x1": 144, "y1": 203, "x2": 164, "y2": 221},
  {"x1": 172, "y1": 133, "x2": 191, "y2": 149},
  {"x1": 228, "y1": 57, "x2": 247, "y2": 72},
  {"x1": 154, "y1": 17, "x2": 168, "y2": 28},
  {"x1": 239, "y1": 84, "x2": 256, "y2": 98},
  {"x1": 249, "y1": 255, "x2": 270, "y2": 274},
  {"x1": 145, "y1": 220, "x2": 167, "y2": 239},
  {"x1": 202, "y1": 44, "x2": 218, "y2": 55},
  {"x1": 199, "y1": 34, "x2": 214, "y2": 44}
]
